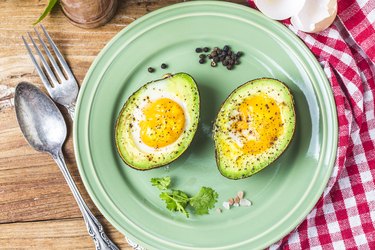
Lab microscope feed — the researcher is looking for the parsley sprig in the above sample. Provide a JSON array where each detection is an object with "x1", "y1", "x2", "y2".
[
  {"x1": 189, "y1": 186, "x2": 218, "y2": 215},
  {"x1": 160, "y1": 190, "x2": 190, "y2": 217},
  {"x1": 151, "y1": 176, "x2": 218, "y2": 218}
]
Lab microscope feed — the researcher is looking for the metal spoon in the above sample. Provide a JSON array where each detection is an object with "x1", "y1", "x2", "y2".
[{"x1": 14, "y1": 82, "x2": 119, "y2": 250}]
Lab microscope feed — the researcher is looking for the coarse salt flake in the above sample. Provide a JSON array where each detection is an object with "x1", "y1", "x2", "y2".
[
  {"x1": 237, "y1": 191, "x2": 244, "y2": 199},
  {"x1": 223, "y1": 201, "x2": 231, "y2": 210},
  {"x1": 240, "y1": 198, "x2": 252, "y2": 207},
  {"x1": 228, "y1": 198, "x2": 234, "y2": 206}
]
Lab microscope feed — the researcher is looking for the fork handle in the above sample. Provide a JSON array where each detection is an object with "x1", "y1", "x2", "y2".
[
  {"x1": 66, "y1": 103, "x2": 76, "y2": 120},
  {"x1": 53, "y1": 149, "x2": 119, "y2": 250}
]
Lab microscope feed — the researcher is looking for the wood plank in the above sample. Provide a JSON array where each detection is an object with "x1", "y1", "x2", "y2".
[
  {"x1": 0, "y1": 106, "x2": 100, "y2": 223},
  {"x1": 0, "y1": 217, "x2": 133, "y2": 249}
]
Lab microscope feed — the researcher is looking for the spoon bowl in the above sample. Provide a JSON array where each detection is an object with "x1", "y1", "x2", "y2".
[{"x1": 15, "y1": 82, "x2": 66, "y2": 154}]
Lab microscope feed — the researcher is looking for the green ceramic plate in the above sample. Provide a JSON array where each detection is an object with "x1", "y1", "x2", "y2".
[{"x1": 74, "y1": 2, "x2": 337, "y2": 249}]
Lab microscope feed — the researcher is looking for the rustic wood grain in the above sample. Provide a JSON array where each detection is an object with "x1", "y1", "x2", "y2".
[
  {"x1": 0, "y1": 216, "x2": 132, "y2": 249},
  {"x1": 0, "y1": 0, "x2": 248, "y2": 248}
]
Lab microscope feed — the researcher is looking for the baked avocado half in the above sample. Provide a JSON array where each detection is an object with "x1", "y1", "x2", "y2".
[
  {"x1": 213, "y1": 78, "x2": 295, "y2": 179},
  {"x1": 115, "y1": 73, "x2": 200, "y2": 170}
]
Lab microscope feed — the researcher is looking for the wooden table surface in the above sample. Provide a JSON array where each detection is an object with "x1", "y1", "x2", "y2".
[{"x1": 0, "y1": 0, "x2": 245, "y2": 249}]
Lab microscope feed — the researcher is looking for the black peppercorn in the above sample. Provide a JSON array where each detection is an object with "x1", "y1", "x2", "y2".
[
  {"x1": 148, "y1": 67, "x2": 155, "y2": 73},
  {"x1": 196, "y1": 45, "x2": 243, "y2": 70},
  {"x1": 161, "y1": 63, "x2": 167, "y2": 69}
]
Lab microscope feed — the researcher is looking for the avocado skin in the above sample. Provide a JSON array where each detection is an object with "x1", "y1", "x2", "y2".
[
  {"x1": 115, "y1": 73, "x2": 200, "y2": 170},
  {"x1": 213, "y1": 78, "x2": 296, "y2": 180}
]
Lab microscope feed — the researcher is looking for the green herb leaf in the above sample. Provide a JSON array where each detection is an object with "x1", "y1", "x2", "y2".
[
  {"x1": 189, "y1": 187, "x2": 218, "y2": 215},
  {"x1": 160, "y1": 190, "x2": 190, "y2": 218},
  {"x1": 33, "y1": 0, "x2": 59, "y2": 25},
  {"x1": 151, "y1": 176, "x2": 171, "y2": 190},
  {"x1": 151, "y1": 176, "x2": 218, "y2": 218}
]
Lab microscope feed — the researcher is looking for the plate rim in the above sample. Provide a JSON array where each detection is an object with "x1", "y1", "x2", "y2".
[{"x1": 73, "y1": 1, "x2": 338, "y2": 249}]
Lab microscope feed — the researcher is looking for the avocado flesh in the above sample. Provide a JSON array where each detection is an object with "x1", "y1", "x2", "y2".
[
  {"x1": 115, "y1": 73, "x2": 200, "y2": 170},
  {"x1": 213, "y1": 78, "x2": 296, "y2": 179}
]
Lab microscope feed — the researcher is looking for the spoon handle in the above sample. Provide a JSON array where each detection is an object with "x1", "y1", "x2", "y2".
[{"x1": 53, "y1": 149, "x2": 119, "y2": 250}]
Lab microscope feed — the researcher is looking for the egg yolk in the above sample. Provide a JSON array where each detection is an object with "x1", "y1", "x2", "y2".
[
  {"x1": 140, "y1": 98, "x2": 185, "y2": 148},
  {"x1": 232, "y1": 94, "x2": 283, "y2": 155}
]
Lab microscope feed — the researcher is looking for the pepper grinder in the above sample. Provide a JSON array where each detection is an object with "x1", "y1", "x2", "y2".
[{"x1": 60, "y1": 0, "x2": 118, "y2": 28}]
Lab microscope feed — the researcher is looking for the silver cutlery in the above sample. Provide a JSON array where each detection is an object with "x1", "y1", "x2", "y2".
[
  {"x1": 14, "y1": 82, "x2": 119, "y2": 250},
  {"x1": 21, "y1": 25, "x2": 144, "y2": 250},
  {"x1": 22, "y1": 25, "x2": 78, "y2": 119}
]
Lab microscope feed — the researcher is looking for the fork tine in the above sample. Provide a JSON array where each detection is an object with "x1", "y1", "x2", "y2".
[
  {"x1": 27, "y1": 32, "x2": 59, "y2": 87},
  {"x1": 33, "y1": 27, "x2": 66, "y2": 82},
  {"x1": 22, "y1": 35, "x2": 53, "y2": 92},
  {"x1": 40, "y1": 24, "x2": 75, "y2": 80}
]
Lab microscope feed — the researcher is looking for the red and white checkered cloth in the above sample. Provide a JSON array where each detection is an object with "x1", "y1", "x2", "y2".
[{"x1": 248, "y1": 0, "x2": 375, "y2": 249}]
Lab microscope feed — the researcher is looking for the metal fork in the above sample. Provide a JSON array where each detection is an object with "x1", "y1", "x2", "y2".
[
  {"x1": 22, "y1": 25, "x2": 119, "y2": 250},
  {"x1": 22, "y1": 25, "x2": 78, "y2": 120}
]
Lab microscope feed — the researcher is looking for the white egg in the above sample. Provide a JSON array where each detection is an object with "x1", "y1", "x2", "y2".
[
  {"x1": 254, "y1": 0, "x2": 306, "y2": 20},
  {"x1": 254, "y1": 0, "x2": 338, "y2": 33},
  {"x1": 291, "y1": 0, "x2": 337, "y2": 33}
]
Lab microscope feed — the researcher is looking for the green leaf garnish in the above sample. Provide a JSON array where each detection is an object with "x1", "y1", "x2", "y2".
[
  {"x1": 160, "y1": 190, "x2": 190, "y2": 218},
  {"x1": 189, "y1": 187, "x2": 218, "y2": 215},
  {"x1": 151, "y1": 176, "x2": 171, "y2": 190},
  {"x1": 151, "y1": 176, "x2": 218, "y2": 218},
  {"x1": 34, "y1": 0, "x2": 59, "y2": 25}
]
